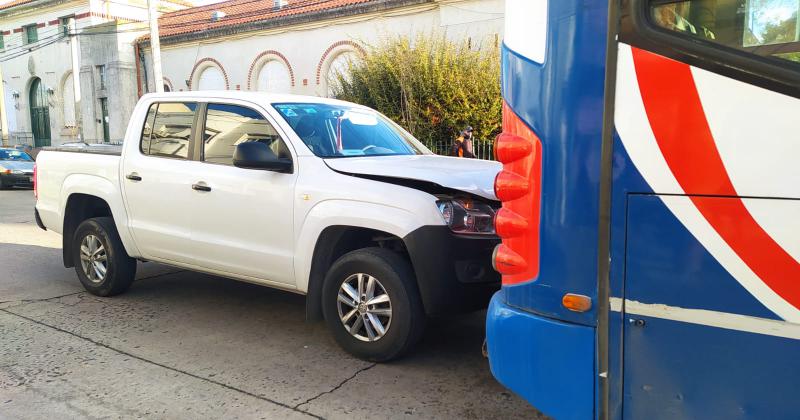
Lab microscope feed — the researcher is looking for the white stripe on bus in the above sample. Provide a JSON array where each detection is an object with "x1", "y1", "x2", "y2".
[
  {"x1": 609, "y1": 297, "x2": 800, "y2": 340},
  {"x1": 614, "y1": 43, "x2": 800, "y2": 323}
]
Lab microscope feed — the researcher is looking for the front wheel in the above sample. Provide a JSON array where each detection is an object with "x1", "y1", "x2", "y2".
[
  {"x1": 322, "y1": 247, "x2": 425, "y2": 362},
  {"x1": 72, "y1": 217, "x2": 136, "y2": 296}
]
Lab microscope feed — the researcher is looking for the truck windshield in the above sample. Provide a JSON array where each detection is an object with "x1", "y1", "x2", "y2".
[
  {"x1": 273, "y1": 103, "x2": 429, "y2": 158},
  {"x1": 0, "y1": 150, "x2": 33, "y2": 161}
]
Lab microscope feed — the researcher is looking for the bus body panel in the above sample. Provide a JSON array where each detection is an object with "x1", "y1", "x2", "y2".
[
  {"x1": 491, "y1": 1, "x2": 800, "y2": 419},
  {"x1": 613, "y1": 41, "x2": 800, "y2": 418},
  {"x1": 499, "y1": 0, "x2": 609, "y2": 324},
  {"x1": 622, "y1": 194, "x2": 800, "y2": 419},
  {"x1": 488, "y1": 1, "x2": 609, "y2": 418},
  {"x1": 486, "y1": 292, "x2": 594, "y2": 420}
]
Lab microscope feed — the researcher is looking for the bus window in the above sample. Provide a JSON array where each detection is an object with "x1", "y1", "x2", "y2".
[{"x1": 650, "y1": 0, "x2": 800, "y2": 65}]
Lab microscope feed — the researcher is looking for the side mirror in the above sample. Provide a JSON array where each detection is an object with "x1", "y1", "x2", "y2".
[{"x1": 233, "y1": 142, "x2": 293, "y2": 173}]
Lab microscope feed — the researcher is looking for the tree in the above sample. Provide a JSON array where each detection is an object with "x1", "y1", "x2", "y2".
[{"x1": 332, "y1": 34, "x2": 501, "y2": 155}]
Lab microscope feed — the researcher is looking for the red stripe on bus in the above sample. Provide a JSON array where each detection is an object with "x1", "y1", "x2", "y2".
[{"x1": 631, "y1": 46, "x2": 800, "y2": 311}]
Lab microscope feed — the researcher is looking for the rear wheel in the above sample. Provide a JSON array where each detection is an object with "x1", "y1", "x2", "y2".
[
  {"x1": 72, "y1": 217, "x2": 136, "y2": 296},
  {"x1": 322, "y1": 247, "x2": 425, "y2": 362}
]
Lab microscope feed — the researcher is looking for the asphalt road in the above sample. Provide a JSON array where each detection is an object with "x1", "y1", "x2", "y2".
[{"x1": 0, "y1": 189, "x2": 542, "y2": 419}]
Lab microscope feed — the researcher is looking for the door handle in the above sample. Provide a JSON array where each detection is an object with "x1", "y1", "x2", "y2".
[
  {"x1": 192, "y1": 182, "x2": 211, "y2": 192},
  {"x1": 126, "y1": 173, "x2": 142, "y2": 181}
]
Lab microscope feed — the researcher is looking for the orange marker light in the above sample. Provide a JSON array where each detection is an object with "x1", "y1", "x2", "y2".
[{"x1": 562, "y1": 294, "x2": 592, "y2": 312}]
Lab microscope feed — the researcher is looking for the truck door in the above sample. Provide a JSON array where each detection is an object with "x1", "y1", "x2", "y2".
[
  {"x1": 614, "y1": 1, "x2": 800, "y2": 418},
  {"x1": 121, "y1": 101, "x2": 199, "y2": 264},
  {"x1": 184, "y1": 102, "x2": 297, "y2": 285}
]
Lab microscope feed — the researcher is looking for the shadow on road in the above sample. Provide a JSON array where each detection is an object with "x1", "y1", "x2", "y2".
[{"x1": 2, "y1": 244, "x2": 539, "y2": 419}]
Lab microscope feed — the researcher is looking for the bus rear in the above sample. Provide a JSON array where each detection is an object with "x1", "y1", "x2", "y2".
[{"x1": 488, "y1": 1, "x2": 800, "y2": 419}]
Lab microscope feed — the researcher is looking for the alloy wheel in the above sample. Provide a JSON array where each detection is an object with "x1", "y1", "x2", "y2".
[
  {"x1": 80, "y1": 234, "x2": 108, "y2": 284},
  {"x1": 337, "y1": 273, "x2": 393, "y2": 342}
]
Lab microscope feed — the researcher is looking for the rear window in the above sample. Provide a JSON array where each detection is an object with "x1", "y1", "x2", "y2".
[{"x1": 140, "y1": 102, "x2": 197, "y2": 159}]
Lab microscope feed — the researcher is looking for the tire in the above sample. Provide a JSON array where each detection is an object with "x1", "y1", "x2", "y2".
[
  {"x1": 72, "y1": 217, "x2": 136, "y2": 296},
  {"x1": 322, "y1": 247, "x2": 425, "y2": 362},
  {"x1": 0, "y1": 177, "x2": 8, "y2": 190}
]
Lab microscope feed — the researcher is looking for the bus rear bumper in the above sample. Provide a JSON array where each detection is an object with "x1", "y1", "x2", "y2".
[{"x1": 486, "y1": 291, "x2": 595, "y2": 420}]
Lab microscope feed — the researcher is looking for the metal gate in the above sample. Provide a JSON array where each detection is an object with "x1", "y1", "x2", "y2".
[{"x1": 29, "y1": 77, "x2": 51, "y2": 147}]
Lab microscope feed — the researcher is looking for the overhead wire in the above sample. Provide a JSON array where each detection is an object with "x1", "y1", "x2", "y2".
[
  {"x1": 0, "y1": 0, "x2": 344, "y2": 63},
  {"x1": 0, "y1": 34, "x2": 65, "y2": 62},
  {"x1": 0, "y1": 30, "x2": 68, "y2": 60}
]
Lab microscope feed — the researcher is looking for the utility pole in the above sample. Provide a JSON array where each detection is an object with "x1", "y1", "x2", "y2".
[
  {"x1": 68, "y1": 16, "x2": 83, "y2": 141},
  {"x1": 0, "y1": 66, "x2": 9, "y2": 147},
  {"x1": 147, "y1": 0, "x2": 164, "y2": 93}
]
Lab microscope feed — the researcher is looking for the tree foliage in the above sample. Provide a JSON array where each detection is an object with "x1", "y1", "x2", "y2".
[{"x1": 332, "y1": 34, "x2": 501, "y2": 148}]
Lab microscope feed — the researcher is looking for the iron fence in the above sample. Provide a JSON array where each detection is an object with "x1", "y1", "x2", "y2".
[{"x1": 425, "y1": 139, "x2": 495, "y2": 161}]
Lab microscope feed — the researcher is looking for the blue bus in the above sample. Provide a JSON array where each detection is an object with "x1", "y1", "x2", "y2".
[{"x1": 487, "y1": 1, "x2": 800, "y2": 419}]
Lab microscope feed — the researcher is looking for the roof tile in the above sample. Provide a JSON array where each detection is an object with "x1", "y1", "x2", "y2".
[{"x1": 149, "y1": 0, "x2": 378, "y2": 40}]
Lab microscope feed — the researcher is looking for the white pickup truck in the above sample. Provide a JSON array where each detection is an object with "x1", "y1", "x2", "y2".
[{"x1": 34, "y1": 92, "x2": 501, "y2": 361}]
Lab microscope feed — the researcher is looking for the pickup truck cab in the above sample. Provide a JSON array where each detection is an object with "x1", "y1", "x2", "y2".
[{"x1": 34, "y1": 92, "x2": 501, "y2": 361}]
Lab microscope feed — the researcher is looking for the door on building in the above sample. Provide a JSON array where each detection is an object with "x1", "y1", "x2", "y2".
[
  {"x1": 29, "y1": 77, "x2": 51, "y2": 147},
  {"x1": 99, "y1": 98, "x2": 110, "y2": 142}
]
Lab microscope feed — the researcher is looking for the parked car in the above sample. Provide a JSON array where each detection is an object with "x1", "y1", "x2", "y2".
[
  {"x1": 0, "y1": 147, "x2": 35, "y2": 189},
  {"x1": 34, "y1": 92, "x2": 501, "y2": 361}
]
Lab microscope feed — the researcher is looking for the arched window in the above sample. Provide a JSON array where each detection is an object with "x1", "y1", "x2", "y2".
[
  {"x1": 62, "y1": 73, "x2": 75, "y2": 127},
  {"x1": 325, "y1": 51, "x2": 356, "y2": 97},
  {"x1": 163, "y1": 84, "x2": 171, "y2": 92},
  {"x1": 198, "y1": 66, "x2": 225, "y2": 90},
  {"x1": 256, "y1": 60, "x2": 291, "y2": 94}
]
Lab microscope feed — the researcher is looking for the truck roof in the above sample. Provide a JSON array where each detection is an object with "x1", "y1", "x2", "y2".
[{"x1": 140, "y1": 91, "x2": 361, "y2": 108}]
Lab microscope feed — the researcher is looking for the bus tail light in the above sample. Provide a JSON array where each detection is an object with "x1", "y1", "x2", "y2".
[{"x1": 492, "y1": 102, "x2": 542, "y2": 285}]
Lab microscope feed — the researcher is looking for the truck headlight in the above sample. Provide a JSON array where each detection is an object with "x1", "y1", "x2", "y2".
[{"x1": 436, "y1": 198, "x2": 496, "y2": 234}]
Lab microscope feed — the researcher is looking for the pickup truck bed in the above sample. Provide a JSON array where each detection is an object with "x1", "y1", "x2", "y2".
[{"x1": 43, "y1": 144, "x2": 123, "y2": 156}]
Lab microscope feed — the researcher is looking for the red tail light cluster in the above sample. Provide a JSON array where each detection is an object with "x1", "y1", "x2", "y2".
[{"x1": 492, "y1": 102, "x2": 542, "y2": 285}]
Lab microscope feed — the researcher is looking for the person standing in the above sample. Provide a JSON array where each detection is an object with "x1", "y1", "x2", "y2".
[{"x1": 451, "y1": 126, "x2": 476, "y2": 158}]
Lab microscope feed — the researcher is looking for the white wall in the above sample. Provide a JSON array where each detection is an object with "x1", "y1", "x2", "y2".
[
  {"x1": 143, "y1": 0, "x2": 504, "y2": 98},
  {"x1": 1, "y1": 1, "x2": 89, "y2": 144},
  {"x1": 0, "y1": 0, "x2": 186, "y2": 145}
]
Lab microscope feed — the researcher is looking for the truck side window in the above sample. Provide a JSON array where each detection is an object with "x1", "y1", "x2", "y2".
[
  {"x1": 650, "y1": 0, "x2": 800, "y2": 66},
  {"x1": 147, "y1": 102, "x2": 197, "y2": 159},
  {"x1": 140, "y1": 103, "x2": 158, "y2": 155},
  {"x1": 202, "y1": 103, "x2": 289, "y2": 165}
]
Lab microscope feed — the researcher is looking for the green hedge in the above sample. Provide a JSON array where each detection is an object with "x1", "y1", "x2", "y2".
[{"x1": 332, "y1": 34, "x2": 501, "y2": 152}]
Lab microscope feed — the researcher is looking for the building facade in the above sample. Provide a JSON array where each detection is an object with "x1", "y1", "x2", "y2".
[
  {"x1": 0, "y1": 0, "x2": 187, "y2": 146},
  {"x1": 138, "y1": 0, "x2": 504, "y2": 98}
]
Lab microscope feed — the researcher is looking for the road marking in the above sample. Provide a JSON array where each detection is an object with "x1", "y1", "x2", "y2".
[{"x1": 609, "y1": 297, "x2": 800, "y2": 340}]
